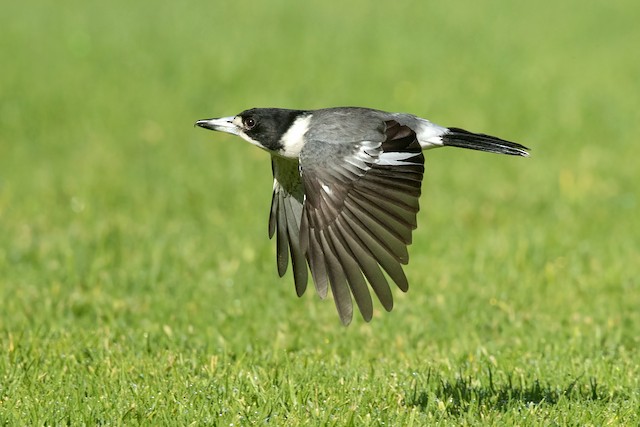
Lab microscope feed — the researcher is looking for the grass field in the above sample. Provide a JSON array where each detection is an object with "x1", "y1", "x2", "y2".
[{"x1": 1, "y1": 0, "x2": 639, "y2": 425}]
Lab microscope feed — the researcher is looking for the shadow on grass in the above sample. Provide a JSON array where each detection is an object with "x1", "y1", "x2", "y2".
[{"x1": 406, "y1": 369, "x2": 611, "y2": 415}]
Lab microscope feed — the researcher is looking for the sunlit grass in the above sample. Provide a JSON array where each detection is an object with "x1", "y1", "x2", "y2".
[{"x1": 1, "y1": 0, "x2": 639, "y2": 424}]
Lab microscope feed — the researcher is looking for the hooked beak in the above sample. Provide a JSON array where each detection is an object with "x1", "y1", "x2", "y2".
[{"x1": 194, "y1": 116, "x2": 240, "y2": 136}]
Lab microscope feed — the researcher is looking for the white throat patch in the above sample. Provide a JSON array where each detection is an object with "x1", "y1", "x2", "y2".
[{"x1": 278, "y1": 115, "x2": 312, "y2": 159}]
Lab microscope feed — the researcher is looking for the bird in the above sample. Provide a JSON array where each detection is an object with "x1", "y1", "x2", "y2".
[{"x1": 195, "y1": 107, "x2": 529, "y2": 325}]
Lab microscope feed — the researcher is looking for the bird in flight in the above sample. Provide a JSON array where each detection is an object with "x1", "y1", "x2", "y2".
[{"x1": 196, "y1": 107, "x2": 529, "y2": 324}]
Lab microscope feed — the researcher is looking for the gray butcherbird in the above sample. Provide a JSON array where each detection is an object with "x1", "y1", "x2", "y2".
[{"x1": 196, "y1": 107, "x2": 529, "y2": 325}]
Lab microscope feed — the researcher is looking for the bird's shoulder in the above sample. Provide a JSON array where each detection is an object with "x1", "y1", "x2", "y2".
[
  {"x1": 305, "y1": 108, "x2": 389, "y2": 143},
  {"x1": 306, "y1": 107, "x2": 421, "y2": 143}
]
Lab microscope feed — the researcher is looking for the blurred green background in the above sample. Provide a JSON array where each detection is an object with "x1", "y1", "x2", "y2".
[{"x1": 1, "y1": 0, "x2": 639, "y2": 424}]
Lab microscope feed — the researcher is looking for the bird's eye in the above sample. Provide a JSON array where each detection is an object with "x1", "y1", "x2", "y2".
[{"x1": 244, "y1": 117, "x2": 256, "y2": 129}]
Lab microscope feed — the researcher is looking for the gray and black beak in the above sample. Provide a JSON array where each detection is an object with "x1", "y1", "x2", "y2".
[{"x1": 195, "y1": 116, "x2": 240, "y2": 136}]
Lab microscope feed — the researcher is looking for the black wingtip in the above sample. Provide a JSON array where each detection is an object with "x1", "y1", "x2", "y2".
[{"x1": 442, "y1": 127, "x2": 530, "y2": 157}]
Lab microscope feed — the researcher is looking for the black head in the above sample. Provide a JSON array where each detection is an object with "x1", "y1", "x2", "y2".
[{"x1": 196, "y1": 108, "x2": 309, "y2": 154}]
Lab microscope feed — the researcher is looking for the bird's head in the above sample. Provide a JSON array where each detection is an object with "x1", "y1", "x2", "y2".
[{"x1": 196, "y1": 108, "x2": 310, "y2": 157}]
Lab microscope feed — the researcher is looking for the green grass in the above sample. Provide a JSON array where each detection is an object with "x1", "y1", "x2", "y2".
[{"x1": 1, "y1": 0, "x2": 639, "y2": 424}]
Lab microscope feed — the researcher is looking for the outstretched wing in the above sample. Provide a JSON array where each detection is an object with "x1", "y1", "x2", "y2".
[
  {"x1": 299, "y1": 121, "x2": 425, "y2": 325},
  {"x1": 268, "y1": 157, "x2": 308, "y2": 297}
]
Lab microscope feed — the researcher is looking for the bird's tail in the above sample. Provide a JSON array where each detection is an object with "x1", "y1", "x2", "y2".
[{"x1": 442, "y1": 127, "x2": 529, "y2": 157}]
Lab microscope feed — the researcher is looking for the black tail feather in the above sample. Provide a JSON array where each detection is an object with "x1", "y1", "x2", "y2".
[{"x1": 442, "y1": 127, "x2": 529, "y2": 157}]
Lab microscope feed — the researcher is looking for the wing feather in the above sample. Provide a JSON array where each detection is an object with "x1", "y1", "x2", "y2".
[
  {"x1": 318, "y1": 230, "x2": 353, "y2": 324},
  {"x1": 269, "y1": 157, "x2": 309, "y2": 295},
  {"x1": 282, "y1": 192, "x2": 308, "y2": 296},
  {"x1": 305, "y1": 219, "x2": 329, "y2": 298},
  {"x1": 333, "y1": 218, "x2": 393, "y2": 311},
  {"x1": 275, "y1": 192, "x2": 289, "y2": 277},
  {"x1": 326, "y1": 226, "x2": 373, "y2": 321}
]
